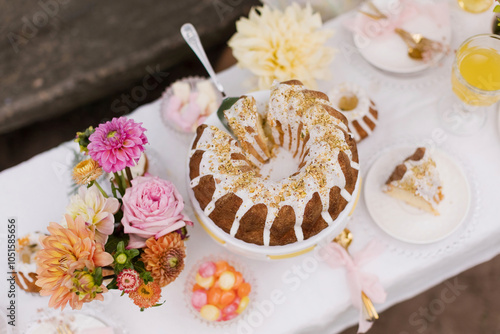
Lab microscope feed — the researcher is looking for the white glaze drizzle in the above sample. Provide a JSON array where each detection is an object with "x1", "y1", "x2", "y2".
[{"x1": 328, "y1": 82, "x2": 378, "y2": 142}]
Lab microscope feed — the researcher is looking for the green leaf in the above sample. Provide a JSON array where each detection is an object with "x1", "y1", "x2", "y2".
[
  {"x1": 494, "y1": 4, "x2": 500, "y2": 12},
  {"x1": 129, "y1": 249, "x2": 140, "y2": 258},
  {"x1": 93, "y1": 267, "x2": 103, "y2": 286},
  {"x1": 152, "y1": 301, "x2": 165, "y2": 308},
  {"x1": 106, "y1": 277, "x2": 118, "y2": 290},
  {"x1": 142, "y1": 274, "x2": 153, "y2": 285},
  {"x1": 105, "y1": 234, "x2": 128, "y2": 254},
  {"x1": 137, "y1": 265, "x2": 153, "y2": 285},
  {"x1": 117, "y1": 241, "x2": 125, "y2": 253},
  {"x1": 216, "y1": 97, "x2": 239, "y2": 135},
  {"x1": 113, "y1": 207, "x2": 123, "y2": 223},
  {"x1": 111, "y1": 181, "x2": 118, "y2": 198},
  {"x1": 134, "y1": 260, "x2": 146, "y2": 273}
]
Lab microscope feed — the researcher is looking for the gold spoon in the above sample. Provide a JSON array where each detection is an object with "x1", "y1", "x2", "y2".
[
  {"x1": 334, "y1": 228, "x2": 379, "y2": 322},
  {"x1": 394, "y1": 28, "x2": 425, "y2": 60}
]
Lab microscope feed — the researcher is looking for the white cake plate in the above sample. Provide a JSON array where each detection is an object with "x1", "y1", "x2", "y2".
[{"x1": 364, "y1": 146, "x2": 471, "y2": 244}]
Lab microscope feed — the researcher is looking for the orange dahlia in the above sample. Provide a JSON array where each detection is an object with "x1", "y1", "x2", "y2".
[
  {"x1": 35, "y1": 215, "x2": 113, "y2": 310},
  {"x1": 129, "y1": 280, "x2": 162, "y2": 309},
  {"x1": 141, "y1": 233, "x2": 186, "y2": 287}
]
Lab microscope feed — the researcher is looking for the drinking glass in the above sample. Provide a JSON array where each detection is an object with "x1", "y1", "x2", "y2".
[
  {"x1": 439, "y1": 34, "x2": 500, "y2": 135},
  {"x1": 457, "y1": 0, "x2": 493, "y2": 13}
]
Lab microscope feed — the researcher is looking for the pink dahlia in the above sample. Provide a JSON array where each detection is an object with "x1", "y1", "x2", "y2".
[
  {"x1": 87, "y1": 117, "x2": 148, "y2": 173},
  {"x1": 117, "y1": 269, "x2": 141, "y2": 293}
]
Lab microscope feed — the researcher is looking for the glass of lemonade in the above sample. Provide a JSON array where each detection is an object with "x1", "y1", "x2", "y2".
[
  {"x1": 440, "y1": 34, "x2": 500, "y2": 135},
  {"x1": 457, "y1": 0, "x2": 493, "y2": 13}
]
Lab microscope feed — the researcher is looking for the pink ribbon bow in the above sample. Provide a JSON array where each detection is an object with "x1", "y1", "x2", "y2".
[
  {"x1": 346, "y1": 0, "x2": 449, "y2": 41},
  {"x1": 323, "y1": 240, "x2": 387, "y2": 333}
]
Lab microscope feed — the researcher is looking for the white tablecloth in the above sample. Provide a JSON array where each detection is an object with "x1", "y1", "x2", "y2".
[{"x1": 1, "y1": 2, "x2": 499, "y2": 333}]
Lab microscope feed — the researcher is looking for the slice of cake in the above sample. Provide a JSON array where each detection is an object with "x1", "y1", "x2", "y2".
[
  {"x1": 224, "y1": 95, "x2": 272, "y2": 167},
  {"x1": 384, "y1": 147, "x2": 444, "y2": 215}
]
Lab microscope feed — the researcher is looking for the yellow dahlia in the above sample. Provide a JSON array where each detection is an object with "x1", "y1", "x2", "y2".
[
  {"x1": 72, "y1": 159, "x2": 103, "y2": 185},
  {"x1": 228, "y1": 3, "x2": 335, "y2": 90},
  {"x1": 141, "y1": 233, "x2": 186, "y2": 287},
  {"x1": 129, "y1": 280, "x2": 162, "y2": 310},
  {"x1": 35, "y1": 215, "x2": 113, "y2": 310}
]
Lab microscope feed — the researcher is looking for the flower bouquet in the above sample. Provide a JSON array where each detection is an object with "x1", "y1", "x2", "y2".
[{"x1": 35, "y1": 117, "x2": 192, "y2": 311}]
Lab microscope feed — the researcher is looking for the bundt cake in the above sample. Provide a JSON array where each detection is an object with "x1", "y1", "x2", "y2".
[
  {"x1": 384, "y1": 147, "x2": 444, "y2": 215},
  {"x1": 189, "y1": 80, "x2": 359, "y2": 246},
  {"x1": 328, "y1": 82, "x2": 378, "y2": 142}
]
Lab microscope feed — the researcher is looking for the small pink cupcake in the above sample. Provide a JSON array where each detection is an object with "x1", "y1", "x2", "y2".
[{"x1": 161, "y1": 77, "x2": 222, "y2": 133}]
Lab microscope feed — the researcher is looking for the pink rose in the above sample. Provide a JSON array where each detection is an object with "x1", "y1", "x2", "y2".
[{"x1": 121, "y1": 176, "x2": 192, "y2": 249}]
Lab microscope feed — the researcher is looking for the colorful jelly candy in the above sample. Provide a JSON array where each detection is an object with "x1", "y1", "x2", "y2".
[
  {"x1": 223, "y1": 313, "x2": 238, "y2": 321},
  {"x1": 207, "y1": 287, "x2": 222, "y2": 305},
  {"x1": 191, "y1": 289, "x2": 207, "y2": 310},
  {"x1": 222, "y1": 301, "x2": 238, "y2": 315},
  {"x1": 195, "y1": 273, "x2": 214, "y2": 289},
  {"x1": 200, "y1": 305, "x2": 220, "y2": 321},
  {"x1": 215, "y1": 261, "x2": 229, "y2": 276},
  {"x1": 198, "y1": 261, "x2": 216, "y2": 278},
  {"x1": 236, "y1": 296, "x2": 250, "y2": 314},
  {"x1": 219, "y1": 290, "x2": 236, "y2": 307},
  {"x1": 218, "y1": 271, "x2": 236, "y2": 291},
  {"x1": 237, "y1": 282, "x2": 251, "y2": 298},
  {"x1": 233, "y1": 272, "x2": 243, "y2": 290},
  {"x1": 191, "y1": 260, "x2": 252, "y2": 322}
]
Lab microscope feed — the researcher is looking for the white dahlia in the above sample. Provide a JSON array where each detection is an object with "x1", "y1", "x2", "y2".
[{"x1": 228, "y1": 4, "x2": 335, "y2": 90}]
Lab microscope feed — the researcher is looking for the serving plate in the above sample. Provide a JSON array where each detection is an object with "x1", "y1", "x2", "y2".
[{"x1": 364, "y1": 146, "x2": 470, "y2": 244}]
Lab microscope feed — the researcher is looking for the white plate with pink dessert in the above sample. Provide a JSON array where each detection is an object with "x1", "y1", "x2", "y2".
[
  {"x1": 352, "y1": 0, "x2": 451, "y2": 74},
  {"x1": 364, "y1": 146, "x2": 471, "y2": 244}
]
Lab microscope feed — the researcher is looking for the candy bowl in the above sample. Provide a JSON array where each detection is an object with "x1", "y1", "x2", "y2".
[
  {"x1": 160, "y1": 76, "x2": 222, "y2": 136},
  {"x1": 184, "y1": 255, "x2": 257, "y2": 327}
]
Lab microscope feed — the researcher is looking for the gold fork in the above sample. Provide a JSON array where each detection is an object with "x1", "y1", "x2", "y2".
[
  {"x1": 56, "y1": 323, "x2": 73, "y2": 334},
  {"x1": 334, "y1": 228, "x2": 379, "y2": 322}
]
